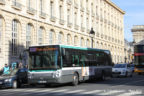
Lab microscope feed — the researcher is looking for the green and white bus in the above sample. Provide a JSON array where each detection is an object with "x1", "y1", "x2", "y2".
[{"x1": 28, "y1": 45, "x2": 112, "y2": 86}]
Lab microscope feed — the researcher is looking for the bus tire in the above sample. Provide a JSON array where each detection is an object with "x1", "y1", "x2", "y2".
[{"x1": 72, "y1": 73, "x2": 79, "y2": 86}]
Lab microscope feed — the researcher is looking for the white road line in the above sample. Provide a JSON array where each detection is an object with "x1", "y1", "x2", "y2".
[
  {"x1": 20, "y1": 89, "x2": 55, "y2": 95},
  {"x1": 116, "y1": 90, "x2": 142, "y2": 96},
  {"x1": 111, "y1": 79, "x2": 144, "y2": 88},
  {"x1": 56, "y1": 89, "x2": 84, "y2": 96},
  {"x1": 79, "y1": 90, "x2": 102, "y2": 94},
  {"x1": 98, "y1": 90, "x2": 124, "y2": 95},
  {"x1": 36, "y1": 89, "x2": 68, "y2": 95}
]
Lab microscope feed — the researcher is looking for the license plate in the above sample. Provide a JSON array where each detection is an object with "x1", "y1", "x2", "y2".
[{"x1": 38, "y1": 81, "x2": 47, "y2": 83}]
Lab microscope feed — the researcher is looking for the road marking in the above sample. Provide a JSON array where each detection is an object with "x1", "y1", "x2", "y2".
[
  {"x1": 98, "y1": 90, "x2": 124, "y2": 95},
  {"x1": 56, "y1": 89, "x2": 84, "y2": 95},
  {"x1": 35, "y1": 89, "x2": 68, "y2": 95},
  {"x1": 80, "y1": 90, "x2": 102, "y2": 94},
  {"x1": 20, "y1": 89, "x2": 55, "y2": 95},
  {"x1": 116, "y1": 90, "x2": 142, "y2": 96},
  {"x1": 111, "y1": 79, "x2": 144, "y2": 88}
]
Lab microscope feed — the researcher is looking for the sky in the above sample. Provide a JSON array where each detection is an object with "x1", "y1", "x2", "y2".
[{"x1": 111, "y1": 0, "x2": 144, "y2": 42}]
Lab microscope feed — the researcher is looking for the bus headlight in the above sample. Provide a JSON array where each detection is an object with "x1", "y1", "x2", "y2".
[{"x1": 52, "y1": 70, "x2": 61, "y2": 78}]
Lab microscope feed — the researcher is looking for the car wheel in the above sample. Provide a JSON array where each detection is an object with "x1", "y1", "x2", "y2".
[{"x1": 72, "y1": 73, "x2": 79, "y2": 86}]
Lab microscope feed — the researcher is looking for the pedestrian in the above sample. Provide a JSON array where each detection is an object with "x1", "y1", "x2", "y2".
[
  {"x1": 19, "y1": 62, "x2": 23, "y2": 69},
  {"x1": 3, "y1": 64, "x2": 10, "y2": 74}
]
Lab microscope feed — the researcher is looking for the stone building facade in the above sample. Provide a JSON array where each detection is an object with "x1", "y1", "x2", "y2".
[
  {"x1": 0, "y1": 0, "x2": 125, "y2": 69},
  {"x1": 132, "y1": 25, "x2": 144, "y2": 44}
]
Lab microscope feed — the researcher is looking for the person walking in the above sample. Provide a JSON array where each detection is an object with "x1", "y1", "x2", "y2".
[{"x1": 3, "y1": 64, "x2": 10, "y2": 74}]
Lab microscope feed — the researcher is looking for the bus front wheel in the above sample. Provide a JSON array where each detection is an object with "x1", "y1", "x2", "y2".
[{"x1": 72, "y1": 73, "x2": 79, "y2": 86}]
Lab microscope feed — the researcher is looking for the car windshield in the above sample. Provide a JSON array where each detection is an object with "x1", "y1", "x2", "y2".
[
  {"x1": 114, "y1": 64, "x2": 126, "y2": 68},
  {"x1": 2, "y1": 69, "x2": 18, "y2": 76}
]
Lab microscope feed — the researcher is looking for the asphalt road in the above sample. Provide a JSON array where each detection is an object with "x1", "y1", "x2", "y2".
[{"x1": 0, "y1": 74, "x2": 144, "y2": 96}]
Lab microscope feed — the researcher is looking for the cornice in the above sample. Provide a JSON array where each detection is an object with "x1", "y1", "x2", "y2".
[{"x1": 105, "y1": 0, "x2": 125, "y2": 14}]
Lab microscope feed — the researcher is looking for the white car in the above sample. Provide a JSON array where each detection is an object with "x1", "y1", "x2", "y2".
[{"x1": 112, "y1": 64, "x2": 133, "y2": 77}]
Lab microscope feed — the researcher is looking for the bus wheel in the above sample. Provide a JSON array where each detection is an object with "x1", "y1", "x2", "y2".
[{"x1": 72, "y1": 73, "x2": 79, "y2": 86}]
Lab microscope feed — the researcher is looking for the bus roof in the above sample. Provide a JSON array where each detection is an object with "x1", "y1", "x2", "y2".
[{"x1": 29, "y1": 44, "x2": 110, "y2": 52}]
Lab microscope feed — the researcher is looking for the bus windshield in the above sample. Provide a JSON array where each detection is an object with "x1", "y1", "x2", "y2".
[
  {"x1": 134, "y1": 56, "x2": 144, "y2": 66},
  {"x1": 29, "y1": 47, "x2": 60, "y2": 70}
]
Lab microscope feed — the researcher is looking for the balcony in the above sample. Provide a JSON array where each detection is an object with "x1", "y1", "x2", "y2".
[
  {"x1": 67, "y1": 0, "x2": 72, "y2": 5},
  {"x1": 40, "y1": 11, "x2": 47, "y2": 19},
  {"x1": 59, "y1": 19, "x2": 65, "y2": 25},
  {"x1": 27, "y1": 7, "x2": 36, "y2": 15},
  {"x1": 50, "y1": 16, "x2": 56, "y2": 22},
  {"x1": 74, "y1": 24, "x2": 79, "y2": 30},
  {"x1": 67, "y1": 22, "x2": 72, "y2": 28},
  {"x1": 0, "y1": 0, "x2": 5, "y2": 5},
  {"x1": 12, "y1": 1, "x2": 22, "y2": 10}
]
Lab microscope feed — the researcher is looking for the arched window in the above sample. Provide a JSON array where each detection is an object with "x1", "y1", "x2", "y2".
[
  {"x1": 38, "y1": 27, "x2": 44, "y2": 45},
  {"x1": 67, "y1": 34, "x2": 71, "y2": 45},
  {"x1": 12, "y1": 19, "x2": 19, "y2": 55},
  {"x1": 74, "y1": 36, "x2": 78, "y2": 46},
  {"x1": 49, "y1": 29, "x2": 55, "y2": 44},
  {"x1": 58, "y1": 32, "x2": 63, "y2": 44},
  {"x1": 86, "y1": 39, "x2": 90, "y2": 47},
  {"x1": 80, "y1": 37, "x2": 84, "y2": 47},
  {"x1": 26, "y1": 23, "x2": 33, "y2": 48}
]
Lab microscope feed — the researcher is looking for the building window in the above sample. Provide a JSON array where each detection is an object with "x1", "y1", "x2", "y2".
[
  {"x1": 67, "y1": 9, "x2": 70, "y2": 24},
  {"x1": 49, "y1": 30, "x2": 54, "y2": 44},
  {"x1": 86, "y1": 18, "x2": 89, "y2": 30},
  {"x1": 74, "y1": 36, "x2": 78, "y2": 46},
  {"x1": 28, "y1": 0, "x2": 32, "y2": 8},
  {"x1": 40, "y1": 0, "x2": 43, "y2": 12},
  {"x1": 26, "y1": 24, "x2": 32, "y2": 49},
  {"x1": 38, "y1": 27, "x2": 43, "y2": 45},
  {"x1": 50, "y1": 1, "x2": 54, "y2": 18},
  {"x1": 80, "y1": 38, "x2": 84, "y2": 47},
  {"x1": 12, "y1": 19, "x2": 18, "y2": 55},
  {"x1": 86, "y1": 39, "x2": 90, "y2": 47},
  {"x1": 67, "y1": 34, "x2": 71, "y2": 45},
  {"x1": 0, "y1": 17, "x2": 3, "y2": 52},
  {"x1": 58, "y1": 32, "x2": 63, "y2": 44},
  {"x1": 74, "y1": 12, "x2": 77, "y2": 25},
  {"x1": 81, "y1": 15, "x2": 83, "y2": 27}
]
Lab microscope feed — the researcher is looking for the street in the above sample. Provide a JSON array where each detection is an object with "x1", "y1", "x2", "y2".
[{"x1": 0, "y1": 74, "x2": 144, "y2": 96}]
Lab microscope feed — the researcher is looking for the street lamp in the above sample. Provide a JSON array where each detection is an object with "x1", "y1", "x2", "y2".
[{"x1": 89, "y1": 28, "x2": 95, "y2": 48}]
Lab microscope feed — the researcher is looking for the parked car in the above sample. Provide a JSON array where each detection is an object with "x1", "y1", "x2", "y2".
[
  {"x1": 0, "y1": 68, "x2": 28, "y2": 88},
  {"x1": 112, "y1": 63, "x2": 133, "y2": 77}
]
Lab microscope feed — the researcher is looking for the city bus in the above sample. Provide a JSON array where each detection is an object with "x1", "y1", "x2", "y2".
[
  {"x1": 28, "y1": 45, "x2": 112, "y2": 86},
  {"x1": 134, "y1": 44, "x2": 144, "y2": 74}
]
